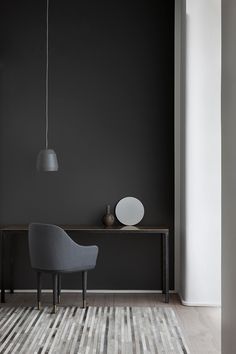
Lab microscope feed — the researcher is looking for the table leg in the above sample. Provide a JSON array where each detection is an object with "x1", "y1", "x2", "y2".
[
  {"x1": 162, "y1": 232, "x2": 169, "y2": 303},
  {"x1": 1, "y1": 231, "x2": 6, "y2": 303},
  {"x1": 10, "y1": 233, "x2": 15, "y2": 294}
]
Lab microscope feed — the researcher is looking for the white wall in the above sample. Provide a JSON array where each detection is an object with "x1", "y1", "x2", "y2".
[
  {"x1": 174, "y1": 0, "x2": 182, "y2": 293},
  {"x1": 222, "y1": 0, "x2": 236, "y2": 351},
  {"x1": 180, "y1": 0, "x2": 221, "y2": 306}
]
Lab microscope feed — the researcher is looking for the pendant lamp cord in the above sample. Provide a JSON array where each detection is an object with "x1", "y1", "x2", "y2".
[{"x1": 45, "y1": 0, "x2": 49, "y2": 149}]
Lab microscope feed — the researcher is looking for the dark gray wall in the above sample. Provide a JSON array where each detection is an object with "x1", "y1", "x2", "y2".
[
  {"x1": 222, "y1": 1, "x2": 236, "y2": 352},
  {"x1": 0, "y1": 0, "x2": 174, "y2": 290}
]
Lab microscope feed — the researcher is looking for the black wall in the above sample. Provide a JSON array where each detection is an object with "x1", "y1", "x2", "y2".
[{"x1": 0, "y1": 0, "x2": 174, "y2": 290}]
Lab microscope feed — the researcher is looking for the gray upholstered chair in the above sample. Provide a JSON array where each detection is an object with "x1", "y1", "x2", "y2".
[{"x1": 28, "y1": 223, "x2": 98, "y2": 313}]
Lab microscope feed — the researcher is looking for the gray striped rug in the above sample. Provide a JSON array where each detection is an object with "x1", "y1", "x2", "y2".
[{"x1": 0, "y1": 306, "x2": 189, "y2": 353}]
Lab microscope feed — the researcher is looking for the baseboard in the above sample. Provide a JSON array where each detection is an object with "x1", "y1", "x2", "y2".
[
  {"x1": 2, "y1": 289, "x2": 177, "y2": 294},
  {"x1": 180, "y1": 294, "x2": 221, "y2": 307}
]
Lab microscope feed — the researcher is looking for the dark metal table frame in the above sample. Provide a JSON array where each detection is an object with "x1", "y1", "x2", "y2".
[{"x1": 0, "y1": 225, "x2": 169, "y2": 303}]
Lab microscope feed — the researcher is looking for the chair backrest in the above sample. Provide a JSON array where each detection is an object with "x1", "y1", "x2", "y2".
[{"x1": 28, "y1": 223, "x2": 80, "y2": 271}]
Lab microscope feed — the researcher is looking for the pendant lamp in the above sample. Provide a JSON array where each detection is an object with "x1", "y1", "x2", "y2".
[{"x1": 37, "y1": 0, "x2": 58, "y2": 172}]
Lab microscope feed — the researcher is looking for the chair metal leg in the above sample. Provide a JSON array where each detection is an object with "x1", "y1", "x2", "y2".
[
  {"x1": 37, "y1": 272, "x2": 42, "y2": 310},
  {"x1": 82, "y1": 271, "x2": 87, "y2": 308},
  {"x1": 57, "y1": 274, "x2": 61, "y2": 304},
  {"x1": 52, "y1": 273, "x2": 57, "y2": 314}
]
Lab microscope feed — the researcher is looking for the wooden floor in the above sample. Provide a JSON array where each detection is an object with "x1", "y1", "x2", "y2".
[{"x1": 1, "y1": 293, "x2": 221, "y2": 354}]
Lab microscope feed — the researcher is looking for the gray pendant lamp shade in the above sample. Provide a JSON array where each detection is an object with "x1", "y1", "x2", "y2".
[
  {"x1": 37, "y1": 0, "x2": 59, "y2": 172},
  {"x1": 37, "y1": 149, "x2": 58, "y2": 172}
]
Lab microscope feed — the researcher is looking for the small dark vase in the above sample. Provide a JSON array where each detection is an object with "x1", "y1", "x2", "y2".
[{"x1": 102, "y1": 205, "x2": 115, "y2": 227}]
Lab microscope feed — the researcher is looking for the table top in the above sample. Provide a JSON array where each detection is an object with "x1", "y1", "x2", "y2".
[{"x1": 0, "y1": 224, "x2": 169, "y2": 234}]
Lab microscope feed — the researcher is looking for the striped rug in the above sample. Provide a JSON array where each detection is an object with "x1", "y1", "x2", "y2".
[{"x1": 0, "y1": 306, "x2": 189, "y2": 353}]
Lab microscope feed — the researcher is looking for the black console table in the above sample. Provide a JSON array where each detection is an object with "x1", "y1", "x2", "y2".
[{"x1": 0, "y1": 225, "x2": 169, "y2": 303}]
